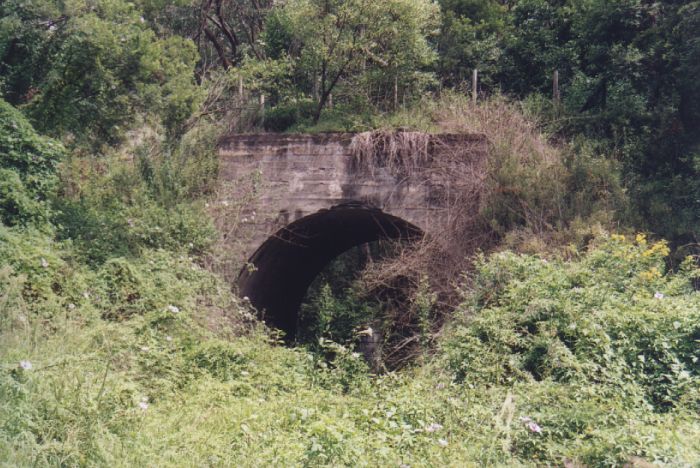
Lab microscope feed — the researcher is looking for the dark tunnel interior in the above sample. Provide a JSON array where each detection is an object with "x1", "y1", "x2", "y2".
[{"x1": 237, "y1": 202, "x2": 423, "y2": 340}]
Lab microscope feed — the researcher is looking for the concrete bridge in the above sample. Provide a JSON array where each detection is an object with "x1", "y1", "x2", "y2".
[{"x1": 217, "y1": 132, "x2": 487, "y2": 339}]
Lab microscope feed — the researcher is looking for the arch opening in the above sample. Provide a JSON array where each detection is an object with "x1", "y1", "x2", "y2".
[{"x1": 237, "y1": 202, "x2": 423, "y2": 341}]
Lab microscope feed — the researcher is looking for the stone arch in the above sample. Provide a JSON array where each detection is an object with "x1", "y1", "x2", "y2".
[{"x1": 237, "y1": 202, "x2": 423, "y2": 340}]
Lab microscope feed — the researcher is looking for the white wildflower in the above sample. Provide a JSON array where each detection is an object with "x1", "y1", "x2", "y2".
[
  {"x1": 68, "y1": 303, "x2": 76, "y2": 310},
  {"x1": 654, "y1": 292, "x2": 664, "y2": 299},
  {"x1": 165, "y1": 335, "x2": 173, "y2": 342},
  {"x1": 19, "y1": 360, "x2": 32, "y2": 370},
  {"x1": 425, "y1": 423, "x2": 443, "y2": 433},
  {"x1": 141, "y1": 346, "x2": 149, "y2": 352},
  {"x1": 167, "y1": 305, "x2": 180, "y2": 313},
  {"x1": 40, "y1": 258, "x2": 49, "y2": 268},
  {"x1": 437, "y1": 439, "x2": 448, "y2": 447},
  {"x1": 138, "y1": 401, "x2": 149, "y2": 411},
  {"x1": 527, "y1": 421, "x2": 542, "y2": 433}
]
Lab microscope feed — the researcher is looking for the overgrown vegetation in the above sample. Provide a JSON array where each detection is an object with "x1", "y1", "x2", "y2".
[
  {"x1": 1, "y1": 0, "x2": 699, "y2": 464},
  {"x1": 2, "y1": 229, "x2": 698, "y2": 465}
]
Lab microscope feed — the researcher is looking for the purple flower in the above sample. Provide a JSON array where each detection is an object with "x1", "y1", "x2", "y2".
[{"x1": 654, "y1": 292, "x2": 664, "y2": 299}]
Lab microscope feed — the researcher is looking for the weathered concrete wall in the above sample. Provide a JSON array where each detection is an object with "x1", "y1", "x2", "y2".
[{"x1": 217, "y1": 132, "x2": 487, "y2": 262}]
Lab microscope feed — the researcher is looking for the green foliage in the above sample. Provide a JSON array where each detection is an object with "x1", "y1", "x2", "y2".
[
  {"x1": 55, "y1": 127, "x2": 217, "y2": 265},
  {"x1": 0, "y1": 225, "x2": 84, "y2": 308},
  {"x1": 443, "y1": 234, "x2": 699, "y2": 413},
  {"x1": 0, "y1": 0, "x2": 201, "y2": 147},
  {"x1": 187, "y1": 340, "x2": 249, "y2": 381},
  {"x1": 279, "y1": 0, "x2": 440, "y2": 120},
  {"x1": 437, "y1": 0, "x2": 508, "y2": 88},
  {"x1": 58, "y1": 192, "x2": 214, "y2": 265},
  {"x1": 434, "y1": 0, "x2": 700, "y2": 245},
  {"x1": 263, "y1": 99, "x2": 316, "y2": 132},
  {"x1": 2, "y1": 236, "x2": 699, "y2": 466},
  {"x1": 1, "y1": 0, "x2": 699, "y2": 465},
  {"x1": 299, "y1": 283, "x2": 376, "y2": 348},
  {"x1": 0, "y1": 99, "x2": 64, "y2": 229}
]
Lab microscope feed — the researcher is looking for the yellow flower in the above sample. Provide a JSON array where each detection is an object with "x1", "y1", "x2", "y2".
[
  {"x1": 635, "y1": 233, "x2": 647, "y2": 246},
  {"x1": 643, "y1": 241, "x2": 670, "y2": 258},
  {"x1": 639, "y1": 267, "x2": 662, "y2": 282}
]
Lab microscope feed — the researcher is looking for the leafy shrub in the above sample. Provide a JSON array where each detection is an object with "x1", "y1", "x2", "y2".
[
  {"x1": 56, "y1": 162, "x2": 215, "y2": 264},
  {"x1": 442, "y1": 234, "x2": 700, "y2": 412},
  {"x1": 187, "y1": 340, "x2": 248, "y2": 381},
  {"x1": 1, "y1": 0, "x2": 201, "y2": 147},
  {"x1": 0, "y1": 99, "x2": 64, "y2": 229},
  {"x1": 0, "y1": 225, "x2": 87, "y2": 310},
  {"x1": 263, "y1": 101, "x2": 309, "y2": 132},
  {"x1": 0, "y1": 168, "x2": 50, "y2": 227},
  {"x1": 93, "y1": 249, "x2": 234, "y2": 321}
]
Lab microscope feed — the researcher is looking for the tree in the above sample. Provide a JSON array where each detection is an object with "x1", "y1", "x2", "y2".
[
  {"x1": 436, "y1": 0, "x2": 509, "y2": 89},
  {"x1": 0, "y1": 0, "x2": 201, "y2": 147},
  {"x1": 280, "y1": 0, "x2": 439, "y2": 121}
]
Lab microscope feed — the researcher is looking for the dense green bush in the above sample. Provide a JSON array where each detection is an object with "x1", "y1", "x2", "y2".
[
  {"x1": 0, "y1": 225, "x2": 86, "y2": 310},
  {"x1": 0, "y1": 99, "x2": 64, "y2": 229},
  {"x1": 0, "y1": 0, "x2": 201, "y2": 146},
  {"x1": 443, "y1": 234, "x2": 700, "y2": 411},
  {"x1": 263, "y1": 100, "x2": 316, "y2": 132},
  {"x1": 55, "y1": 151, "x2": 216, "y2": 265}
]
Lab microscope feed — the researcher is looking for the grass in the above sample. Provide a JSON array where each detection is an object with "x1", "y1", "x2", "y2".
[{"x1": 1, "y1": 232, "x2": 698, "y2": 466}]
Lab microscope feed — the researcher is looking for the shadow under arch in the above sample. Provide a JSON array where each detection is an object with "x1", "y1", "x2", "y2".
[{"x1": 237, "y1": 202, "x2": 423, "y2": 340}]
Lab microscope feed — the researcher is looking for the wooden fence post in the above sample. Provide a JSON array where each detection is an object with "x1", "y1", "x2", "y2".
[
  {"x1": 238, "y1": 75, "x2": 244, "y2": 98},
  {"x1": 394, "y1": 75, "x2": 399, "y2": 111},
  {"x1": 553, "y1": 70, "x2": 560, "y2": 105},
  {"x1": 472, "y1": 69, "x2": 478, "y2": 104},
  {"x1": 259, "y1": 94, "x2": 265, "y2": 127}
]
